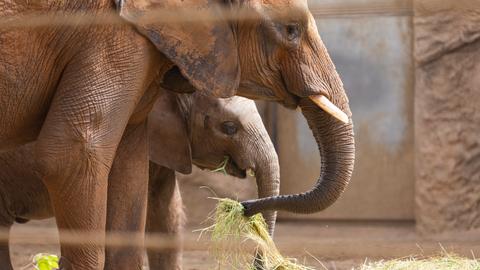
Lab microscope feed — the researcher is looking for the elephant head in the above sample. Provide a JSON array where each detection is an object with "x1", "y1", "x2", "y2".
[
  {"x1": 148, "y1": 90, "x2": 279, "y2": 235},
  {"x1": 117, "y1": 0, "x2": 354, "y2": 215}
]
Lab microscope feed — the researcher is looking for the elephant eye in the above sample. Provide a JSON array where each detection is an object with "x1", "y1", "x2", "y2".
[
  {"x1": 285, "y1": 23, "x2": 300, "y2": 41},
  {"x1": 221, "y1": 121, "x2": 238, "y2": 136}
]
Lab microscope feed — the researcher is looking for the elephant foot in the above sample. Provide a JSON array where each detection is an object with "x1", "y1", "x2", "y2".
[{"x1": 0, "y1": 243, "x2": 13, "y2": 270}]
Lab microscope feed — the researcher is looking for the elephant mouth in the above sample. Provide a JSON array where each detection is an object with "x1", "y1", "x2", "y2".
[
  {"x1": 238, "y1": 81, "x2": 300, "y2": 109},
  {"x1": 194, "y1": 156, "x2": 247, "y2": 179},
  {"x1": 224, "y1": 157, "x2": 247, "y2": 179}
]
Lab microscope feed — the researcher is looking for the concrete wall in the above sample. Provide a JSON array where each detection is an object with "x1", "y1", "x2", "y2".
[
  {"x1": 414, "y1": 1, "x2": 480, "y2": 233},
  {"x1": 278, "y1": 0, "x2": 415, "y2": 220}
]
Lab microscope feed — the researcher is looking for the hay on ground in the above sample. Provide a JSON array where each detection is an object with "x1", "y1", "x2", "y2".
[
  {"x1": 358, "y1": 254, "x2": 480, "y2": 270},
  {"x1": 201, "y1": 198, "x2": 313, "y2": 270}
]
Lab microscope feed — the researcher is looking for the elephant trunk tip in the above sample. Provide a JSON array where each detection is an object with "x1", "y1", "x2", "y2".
[{"x1": 241, "y1": 199, "x2": 268, "y2": 217}]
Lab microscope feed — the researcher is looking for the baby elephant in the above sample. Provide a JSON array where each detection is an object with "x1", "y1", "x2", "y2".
[{"x1": 0, "y1": 91, "x2": 279, "y2": 270}]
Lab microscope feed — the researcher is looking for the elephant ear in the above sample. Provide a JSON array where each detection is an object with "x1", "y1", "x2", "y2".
[
  {"x1": 117, "y1": 0, "x2": 240, "y2": 98},
  {"x1": 148, "y1": 90, "x2": 192, "y2": 174}
]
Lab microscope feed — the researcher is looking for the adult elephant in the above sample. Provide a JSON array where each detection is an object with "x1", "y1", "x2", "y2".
[
  {"x1": 1, "y1": 0, "x2": 354, "y2": 269},
  {"x1": 117, "y1": 0, "x2": 355, "y2": 218},
  {"x1": 0, "y1": 92, "x2": 279, "y2": 270}
]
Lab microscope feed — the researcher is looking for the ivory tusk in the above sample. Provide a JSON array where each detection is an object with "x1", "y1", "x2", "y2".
[{"x1": 309, "y1": 95, "x2": 349, "y2": 124}]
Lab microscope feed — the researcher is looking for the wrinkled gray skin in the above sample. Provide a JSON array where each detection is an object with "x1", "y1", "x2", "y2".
[{"x1": 0, "y1": 91, "x2": 279, "y2": 270}]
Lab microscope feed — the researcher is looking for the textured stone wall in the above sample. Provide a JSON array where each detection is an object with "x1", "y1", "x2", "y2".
[{"x1": 414, "y1": 1, "x2": 480, "y2": 233}]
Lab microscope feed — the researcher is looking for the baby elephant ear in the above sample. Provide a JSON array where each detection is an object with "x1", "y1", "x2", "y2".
[
  {"x1": 148, "y1": 90, "x2": 192, "y2": 174},
  {"x1": 117, "y1": 0, "x2": 240, "y2": 98}
]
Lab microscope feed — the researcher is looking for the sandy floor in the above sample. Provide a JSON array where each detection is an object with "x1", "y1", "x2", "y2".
[
  {"x1": 9, "y1": 219, "x2": 360, "y2": 270},
  {"x1": 9, "y1": 219, "x2": 480, "y2": 269}
]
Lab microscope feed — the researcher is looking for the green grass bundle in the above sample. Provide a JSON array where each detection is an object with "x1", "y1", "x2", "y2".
[
  {"x1": 33, "y1": 253, "x2": 59, "y2": 270},
  {"x1": 202, "y1": 198, "x2": 313, "y2": 270},
  {"x1": 358, "y1": 254, "x2": 480, "y2": 270}
]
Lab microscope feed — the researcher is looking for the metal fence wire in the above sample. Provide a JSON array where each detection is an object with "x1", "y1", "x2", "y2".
[
  {"x1": 4, "y1": 0, "x2": 480, "y2": 29},
  {"x1": 0, "y1": 1, "x2": 417, "y2": 29},
  {"x1": 2, "y1": 226, "x2": 336, "y2": 254}
]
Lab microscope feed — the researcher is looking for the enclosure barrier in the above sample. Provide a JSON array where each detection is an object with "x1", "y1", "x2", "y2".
[
  {"x1": 1, "y1": 227, "x2": 341, "y2": 254},
  {"x1": 1, "y1": 227, "x2": 359, "y2": 253},
  {"x1": 0, "y1": 1, "x2": 417, "y2": 30}
]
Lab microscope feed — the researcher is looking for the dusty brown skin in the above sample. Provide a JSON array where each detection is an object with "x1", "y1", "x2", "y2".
[
  {"x1": 1, "y1": 0, "x2": 353, "y2": 268},
  {"x1": 0, "y1": 92, "x2": 279, "y2": 270},
  {"x1": 1, "y1": 1, "x2": 175, "y2": 269}
]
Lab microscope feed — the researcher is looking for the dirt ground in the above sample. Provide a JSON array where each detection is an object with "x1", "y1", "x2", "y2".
[
  {"x1": 7, "y1": 169, "x2": 479, "y2": 270},
  {"x1": 10, "y1": 168, "x2": 475, "y2": 270},
  {"x1": 9, "y1": 219, "x2": 480, "y2": 270}
]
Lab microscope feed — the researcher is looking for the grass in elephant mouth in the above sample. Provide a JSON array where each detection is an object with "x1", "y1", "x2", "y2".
[
  {"x1": 357, "y1": 254, "x2": 480, "y2": 270},
  {"x1": 210, "y1": 156, "x2": 247, "y2": 178},
  {"x1": 198, "y1": 198, "x2": 313, "y2": 270}
]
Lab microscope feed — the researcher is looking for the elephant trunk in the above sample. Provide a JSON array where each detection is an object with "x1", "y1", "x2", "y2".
[
  {"x1": 255, "y1": 145, "x2": 280, "y2": 236},
  {"x1": 242, "y1": 99, "x2": 354, "y2": 215},
  {"x1": 246, "y1": 123, "x2": 280, "y2": 236}
]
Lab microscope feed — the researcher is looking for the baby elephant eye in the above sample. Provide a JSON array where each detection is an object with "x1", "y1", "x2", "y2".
[
  {"x1": 221, "y1": 121, "x2": 238, "y2": 135},
  {"x1": 286, "y1": 23, "x2": 300, "y2": 41}
]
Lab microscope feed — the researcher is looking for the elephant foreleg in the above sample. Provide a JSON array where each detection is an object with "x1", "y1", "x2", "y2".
[
  {"x1": 146, "y1": 164, "x2": 184, "y2": 270},
  {"x1": 104, "y1": 122, "x2": 149, "y2": 270},
  {"x1": 35, "y1": 43, "x2": 151, "y2": 269}
]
